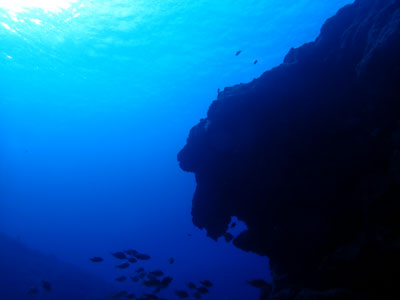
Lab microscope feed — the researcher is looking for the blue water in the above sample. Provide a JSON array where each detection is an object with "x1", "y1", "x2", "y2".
[{"x1": 0, "y1": 1, "x2": 352, "y2": 299}]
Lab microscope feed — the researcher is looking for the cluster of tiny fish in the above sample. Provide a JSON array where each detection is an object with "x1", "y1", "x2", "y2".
[
  {"x1": 91, "y1": 249, "x2": 211, "y2": 300},
  {"x1": 88, "y1": 247, "x2": 270, "y2": 300},
  {"x1": 21, "y1": 200, "x2": 267, "y2": 300},
  {"x1": 77, "y1": 221, "x2": 267, "y2": 300},
  {"x1": 26, "y1": 280, "x2": 51, "y2": 296}
]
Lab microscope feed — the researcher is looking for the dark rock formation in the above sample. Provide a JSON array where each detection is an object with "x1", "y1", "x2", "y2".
[{"x1": 178, "y1": 0, "x2": 400, "y2": 299}]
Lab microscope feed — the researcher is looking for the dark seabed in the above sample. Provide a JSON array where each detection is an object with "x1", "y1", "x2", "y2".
[{"x1": 2, "y1": 0, "x2": 399, "y2": 300}]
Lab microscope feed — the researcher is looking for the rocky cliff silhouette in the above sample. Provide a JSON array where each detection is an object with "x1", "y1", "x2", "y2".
[{"x1": 178, "y1": 0, "x2": 400, "y2": 299}]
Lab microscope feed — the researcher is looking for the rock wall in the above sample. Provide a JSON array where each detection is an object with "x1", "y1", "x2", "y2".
[{"x1": 178, "y1": 0, "x2": 400, "y2": 299}]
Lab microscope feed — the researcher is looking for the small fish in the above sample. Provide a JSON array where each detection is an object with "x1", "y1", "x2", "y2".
[
  {"x1": 193, "y1": 292, "x2": 202, "y2": 299},
  {"x1": 125, "y1": 249, "x2": 138, "y2": 256},
  {"x1": 115, "y1": 276, "x2": 127, "y2": 282},
  {"x1": 136, "y1": 267, "x2": 145, "y2": 273},
  {"x1": 135, "y1": 253, "x2": 151, "y2": 260},
  {"x1": 128, "y1": 257, "x2": 137, "y2": 263},
  {"x1": 168, "y1": 257, "x2": 175, "y2": 264},
  {"x1": 187, "y1": 282, "x2": 196, "y2": 289},
  {"x1": 41, "y1": 281, "x2": 52, "y2": 292},
  {"x1": 236, "y1": 50, "x2": 242, "y2": 56},
  {"x1": 143, "y1": 278, "x2": 161, "y2": 288},
  {"x1": 90, "y1": 257, "x2": 104, "y2": 262},
  {"x1": 149, "y1": 270, "x2": 164, "y2": 277},
  {"x1": 223, "y1": 232, "x2": 234, "y2": 242},
  {"x1": 197, "y1": 286, "x2": 209, "y2": 294},
  {"x1": 130, "y1": 275, "x2": 140, "y2": 282},
  {"x1": 138, "y1": 272, "x2": 146, "y2": 279},
  {"x1": 111, "y1": 252, "x2": 127, "y2": 260},
  {"x1": 27, "y1": 287, "x2": 39, "y2": 295},
  {"x1": 143, "y1": 294, "x2": 159, "y2": 300},
  {"x1": 246, "y1": 279, "x2": 270, "y2": 288},
  {"x1": 199, "y1": 280, "x2": 213, "y2": 288},
  {"x1": 230, "y1": 222, "x2": 237, "y2": 228},
  {"x1": 126, "y1": 293, "x2": 136, "y2": 299},
  {"x1": 187, "y1": 234, "x2": 192, "y2": 237},
  {"x1": 115, "y1": 262, "x2": 130, "y2": 269},
  {"x1": 160, "y1": 276, "x2": 173, "y2": 287},
  {"x1": 254, "y1": 60, "x2": 258, "y2": 64},
  {"x1": 175, "y1": 290, "x2": 190, "y2": 299}
]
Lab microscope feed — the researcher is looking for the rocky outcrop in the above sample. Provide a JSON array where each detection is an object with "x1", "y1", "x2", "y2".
[{"x1": 178, "y1": 0, "x2": 400, "y2": 299}]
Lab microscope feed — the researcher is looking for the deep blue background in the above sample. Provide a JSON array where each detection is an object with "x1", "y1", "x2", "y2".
[{"x1": 0, "y1": 1, "x2": 352, "y2": 299}]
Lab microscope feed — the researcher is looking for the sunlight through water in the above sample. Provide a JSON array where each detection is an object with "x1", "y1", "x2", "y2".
[
  {"x1": 0, "y1": 0, "x2": 84, "y2": 37},
  {"x1": 0, "y1": 0, "x2": 79, "y2": 13}
]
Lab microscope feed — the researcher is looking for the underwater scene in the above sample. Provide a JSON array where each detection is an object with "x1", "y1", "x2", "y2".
[{"x1": 1, "y1": 0, "x2": 400, "y2": 299}]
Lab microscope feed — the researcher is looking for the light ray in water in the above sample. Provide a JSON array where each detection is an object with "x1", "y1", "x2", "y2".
[{"x1": 0, "y1": 0, "x2": 80, "y2": 13}]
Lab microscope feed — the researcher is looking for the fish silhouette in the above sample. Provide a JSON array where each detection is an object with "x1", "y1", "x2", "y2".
[
  {"x1": 90, "y1": 257, "x2": 104, "y2": 262},
  {"x1": 175, "y1": 289, "x2": 190, "y2": 298},
  {"x1": 200, "y1": 280, "x2": 213, "y2": 287},
  {"x1": 41, "y1": 281, "x2": 52, "y2": 292},
  {"x1": 115, "y1": 262, "x2": 130, "y2": 269}
]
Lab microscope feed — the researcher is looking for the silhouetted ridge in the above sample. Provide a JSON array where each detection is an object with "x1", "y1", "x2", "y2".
[
  {"x1": 178, "y1": 0, "x2": 400, "y2": 299},
  {"x1": 0, "y1": 233, "x2": 111, "y2": 300}
]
